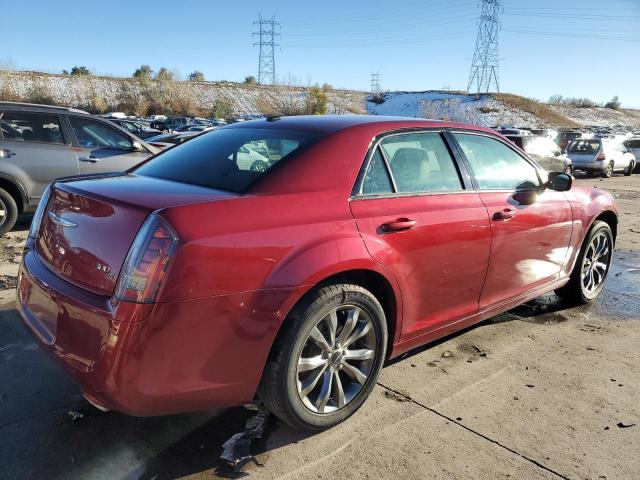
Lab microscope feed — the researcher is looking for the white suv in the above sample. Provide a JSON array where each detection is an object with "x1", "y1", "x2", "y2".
[{"x1": 566, "y1": 138, "x2": 635, "y2": 178}]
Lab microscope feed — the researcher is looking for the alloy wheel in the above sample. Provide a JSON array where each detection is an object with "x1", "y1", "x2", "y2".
[
  {"x1": 581, "y1": 231, "x2": 611, "y2": 295},
  {"x1": 0, "y1": 198, "x2": 7, "y2": 227},
  {"x1": 607, "y1": 163, "x2": 614, "y2": 177},
  {"x1": 296, "y1": 305, "x2": 377, "y2": 414}
]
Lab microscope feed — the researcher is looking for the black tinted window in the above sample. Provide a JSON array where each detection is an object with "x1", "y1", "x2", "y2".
[
  {"x1": 0, "y1": 111, "x2": 65, "y2": 144},
  {"x1": 381, "y1": 132, "x2": 462, "y2": 193},
  {"x1": 135, "y1": 127, "x2": 321, "y2": 193},
  {"x1": 362, "y1": 149, "x2": 393, "y2": 195}
]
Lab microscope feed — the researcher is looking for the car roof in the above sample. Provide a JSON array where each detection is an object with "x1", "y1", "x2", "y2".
[
  {"x1": 0, "y1": 101, "x2": 88, "y2": 114},
  {"x1": 224, "y1": 115, "x2": 497, "y2": 136}
]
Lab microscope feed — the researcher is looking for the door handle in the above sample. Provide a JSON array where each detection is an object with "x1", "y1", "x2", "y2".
[
  {"x1": 381, "y1": 218, "x2": 417, "y2": 232},
  {"x1": 79, "y1": 156, "x2": 99, "y2": 163},
  {"x1": 492, "y1": 208, "x2": 515, "y2": 221},
  {"x1": 0, "y1": 149, "x2": 15, "y2": 159}
]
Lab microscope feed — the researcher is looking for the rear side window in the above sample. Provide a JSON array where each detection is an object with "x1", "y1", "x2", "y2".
[
  {"x1": 568, "y1": 140, "x2": 601, "y2": 154},
  {"x1": 0, "y1": 111, "x2": 65, "y2": 144},
  {"x1": 362, "y1": 149, "x2": 393, "y2": 195},
  {"x1": 379, "y1": 132, "x2": 462, "y2": 193},
  {"x1": 625, "y1": 139, "x2": 640, "y2": 149},
  {"x1": 135, "y1": 127, "x2": 321, "y2": 193},
  {"x1": 69, "y1": 117, "x2": 134, "y2": 150},
  {"x1": 453, "y1": 133, "x2": 540, "y2": 190}
]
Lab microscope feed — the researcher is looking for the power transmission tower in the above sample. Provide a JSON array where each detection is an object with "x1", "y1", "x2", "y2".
[
  {"x1": 253, "y1": 15, "x2": 281, "y2": 85},
  {"x1": 466, "y1": 0, "x2": 502, "y2": 94},
  {"x1": 370, "y1": 72, "x2": 381, "y2": 93}
]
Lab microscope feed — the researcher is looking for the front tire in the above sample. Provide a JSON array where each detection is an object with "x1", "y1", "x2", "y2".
[
  {"x1": 259, "y1": 284, "x2": 387, "y2": 431},
  {"x1": 624, "y1": 160, "x2": 634, "y2": 176},
  {"x1": 0, "y1": 188, "x2": 18, "y2": 235},
  {"x1": 555, "y1": 220, "x2": 613, "y2": 305}
]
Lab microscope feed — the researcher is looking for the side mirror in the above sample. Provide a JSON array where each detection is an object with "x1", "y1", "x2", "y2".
[
  {"x1": 547, "y1": 172, "x2": 572, "y2": 192},
  {"x1": 131, "y1": 141, "x2": 145, "y2": 153}
]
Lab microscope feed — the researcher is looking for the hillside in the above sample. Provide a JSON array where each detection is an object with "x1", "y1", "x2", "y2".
[
  {"x1": 366, "y1": 90, "x2": 640, "y2": 128},
  {"x1": 1, "y1": 71, "x2": 638, "y2": 129}
]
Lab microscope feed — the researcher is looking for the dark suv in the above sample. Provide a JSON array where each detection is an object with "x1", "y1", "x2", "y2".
[
  {"x1": 149, "y1": 117, "x2": 192, "y2": 133},
  {"x1": 0, "y1": 102, "x2": 157, "y2": 233}
]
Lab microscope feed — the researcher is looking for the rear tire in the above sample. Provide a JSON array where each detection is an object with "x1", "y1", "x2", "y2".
[
  {"x1": 555, "y1": 220, "x2": 613, "y2": 305},
  {"x1": 624, "y1": 160, "x2": 634, "y2": 176},
  {"x1": 602, "y1": 162, "x2": 614, "y2": 178},
  {"x1": 0, "y1": 188, "x2": 18, "y2": 235},
  {"x1": 259, "y1": 284, "x2": 387, "y2": 431}
]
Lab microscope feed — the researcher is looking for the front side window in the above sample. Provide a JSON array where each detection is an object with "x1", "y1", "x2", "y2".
[
  {"x1": 453, "y1": 133, "x2": 540, "y2": 190},
  {"x1": 69, "y1": 117, "x2": 133, "y2": 150},
  {"x1": 0, "y1": 111, "x2": 65, "y2": 144},
  {"x1": 379, "y1": 132, "x2": 462, "y2": 193},
  {"x1": 135, "y1": 127, "x2": 321, "y2": 193}
]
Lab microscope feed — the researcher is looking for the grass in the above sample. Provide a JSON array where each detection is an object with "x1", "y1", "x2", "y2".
[{"x1": 493, "y1": 93, "x2": 580, "y2": 128}]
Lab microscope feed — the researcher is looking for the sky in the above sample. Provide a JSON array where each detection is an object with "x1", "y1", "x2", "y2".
[{"x1": 2, "y1": 0, "x2": 640, "y2": 107}]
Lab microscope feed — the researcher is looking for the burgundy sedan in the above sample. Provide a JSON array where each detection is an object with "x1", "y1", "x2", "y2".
[{"x1": 18, "y1": 116, "x2": 617, "y2": 431}]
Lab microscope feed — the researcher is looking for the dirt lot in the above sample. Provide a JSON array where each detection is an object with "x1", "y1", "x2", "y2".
[{"x1": 0, "y1": 175, "x2": 638, "y2": 480}]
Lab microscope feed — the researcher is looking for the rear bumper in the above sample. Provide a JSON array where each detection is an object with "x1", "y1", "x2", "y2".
[
  {"x1": 571, "y1": 161, "x2": 606, "y2": 172},
  {"x1": 17, "y1": 247, "x2": 301, "y2": 416}
]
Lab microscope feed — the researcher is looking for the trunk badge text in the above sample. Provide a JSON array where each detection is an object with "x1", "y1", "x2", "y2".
[
  {"x1": 95, "y1": 263, "x2": 111, "y2": 274},
  {"x1": 48, "y1": 212, "x2": 77, "y2": 228}
]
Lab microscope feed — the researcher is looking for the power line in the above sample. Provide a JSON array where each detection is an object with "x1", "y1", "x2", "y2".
[
  {"x1": 467, "y1": 0, "x2": 502, "y2": 94},
  {"x1": 253, "y1": 15, "x2": 280, "y2": 85}
]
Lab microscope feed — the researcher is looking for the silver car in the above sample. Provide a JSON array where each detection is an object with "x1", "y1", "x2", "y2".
[
  {"x1": 0, "y1": 102, "x2": 158, "y2": 233},
  {"x1": 623, "y1": 136, "x2": 640, "y2": 173},
  {"x1": 566, "y1": 138, "x2": 636, "y2": 178}
]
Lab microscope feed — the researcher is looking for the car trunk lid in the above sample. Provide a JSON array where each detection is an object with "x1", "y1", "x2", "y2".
[{"x1": 35, "y1": 173, "x2": 236, "y2": 296}]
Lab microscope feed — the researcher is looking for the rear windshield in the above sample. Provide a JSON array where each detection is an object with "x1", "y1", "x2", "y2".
[
  {"x1": 134, "y1": 127, "x2": 321, "y2": 193},
  {"x1": 567, "y1": 139, "x2": 601, "y2": 154}
]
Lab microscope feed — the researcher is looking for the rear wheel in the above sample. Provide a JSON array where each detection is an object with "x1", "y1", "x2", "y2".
[
  {"x1": 555, "y1": 220, "x2": 613, "y2": 305},
  {"x1": 602, "y1": 162, "x2": 614, "y2": 178},
  {"x1": 624, "y1": 160, "x2": 634, "y2": 176},
  {"x1": 260, "y1": 284, "x2": 387, "y2": 431},
  {"x1": 0, "y1": 188, "x2": 18, "y2": 235}
]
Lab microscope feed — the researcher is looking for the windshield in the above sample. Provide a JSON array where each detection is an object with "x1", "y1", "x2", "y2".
[{"x1": 134, "y1": 127, "x2": 322, "y2": 193}]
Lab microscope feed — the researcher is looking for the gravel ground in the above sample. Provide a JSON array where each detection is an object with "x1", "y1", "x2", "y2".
[{"x1": 0, "y1": 176, "x2": 638, "y2": 480}]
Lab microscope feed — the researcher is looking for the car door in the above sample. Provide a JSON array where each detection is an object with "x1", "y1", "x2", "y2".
[
  {"x1": 451, "y1": 131, "x2": 573, "y2": 309},
  {"x1": 0, "y1": 109, "x2": 78, "y2": 202},
  {"x1": 66, "y1": 115, "x2": 150, "y2": 174},
  {"x1": 350, "y1": 131, "x2": 491, "y2": 341}
]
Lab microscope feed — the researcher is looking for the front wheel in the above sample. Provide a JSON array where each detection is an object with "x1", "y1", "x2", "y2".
[
  {"x1": 624, "y1": 160, "x2": 634, "y2": 176},
  {"x1": 259, "y1": 284, "x2": 387, "y2": 431},
  {"x1": 555, "y1": 220, "x2": 613, "y2": 305}
]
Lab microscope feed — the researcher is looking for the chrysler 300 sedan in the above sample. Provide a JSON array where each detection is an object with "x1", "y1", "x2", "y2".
[{"x1": 18, "y1": 116, "x2": 617, "y2": 431}]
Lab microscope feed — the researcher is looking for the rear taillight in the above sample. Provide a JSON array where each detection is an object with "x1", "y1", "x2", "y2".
[
  {"x1": 28, "y1": 186, "x2": 52, "y2": 239},
  {"x1": 115, "y1": 214, "x2": 178, "y2": 303},
  {"x1": 596, "y1": 152, "x2": 606, "y2": 161}
]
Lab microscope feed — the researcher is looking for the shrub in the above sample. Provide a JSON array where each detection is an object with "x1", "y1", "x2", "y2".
[
  {"x1": 605, "y1": 96, "x2": 621, "y2": 110},
  {"x1": 306, "y1": 86, "x2": 327, "y2": 114},
  {"x1": 209, "y1": 97, "x2": 235, "y2": 119},
  {"x1": 87, "y1": 96, "x2": 108, "y2": 114},
  {"x1": 155, "y1": 67, "x2": 174, "y2": 82},
  {"x1": 322, "y1": 83, "x2": 333, "y2": 92},
  {"x1": 26, "y1": 82, "x2": 56, "y2": 105},
  {"x1": 244, "y1": 75, "x2": 257, "y2": 84},
  {"x1": 369, "y1": 92, "x2": 386, "y2": 104},
  {"x1": 133, "y1": 65, "x2": 153, "y2": 79},
  {"x1": 70, "y1": 66, "x2": 90, "y2": 76},
  {"x1": 479, "y1": 105, "x2": 499, "y2": 114},
  {"x1": 188, "y1": 71, "x2": 205, "y2": 82}
]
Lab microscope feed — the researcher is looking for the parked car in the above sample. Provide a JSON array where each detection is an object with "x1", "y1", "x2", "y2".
[
  {"x1": 18, "y1": 116, "x2": 617, "y2": 431},
  {"x1": 107, "y1": 118, "x2": 162, "y2": 139},
  {"x1": 623, "y1": 137, "x2": 640, "y2": 173},
  {"x1": 566, "y1": 138, "x2": 635, "y2": 177},
  {"x1": 150, "y1": 117, "x2": 191, "y2": 133},
  {"x1": 146, "y1": 132, "x2": 199, "y2": 149},
  {"x1": 0, "y1": 102, "x2": 158, "y2": 233},
  {"x1": 555, "y1": 130, "x2": 583, "y2": 152},
  {"x1": 504, "y1": 134, "x2": 573, "y2": 174}
]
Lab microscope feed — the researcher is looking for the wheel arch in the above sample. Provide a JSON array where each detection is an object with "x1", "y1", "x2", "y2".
[
  {"x1": 0, "y1": 174, "x2": 28, "y2": 213},
  {"x1": 593, "y1": 209, "x2": 617, "y2": 243}
]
